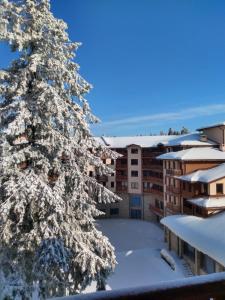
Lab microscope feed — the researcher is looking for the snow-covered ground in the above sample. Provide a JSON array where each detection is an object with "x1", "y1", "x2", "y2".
[{"x1": 84, "y1": 219, "x2": 188, "y2": 293}]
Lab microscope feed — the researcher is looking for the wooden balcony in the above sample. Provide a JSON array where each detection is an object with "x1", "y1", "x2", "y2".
[
  {"x1": 166, "y1": 202, "x2": 181, "y2": 214},
  {"x1": 166, "y1": 169, "x2": 182, "y2": 176},
  {"x1": 116, "y1": 164, "x2": 127, "y2": 170},
  {"x1": 143, "y1": 188, "x2": 163, "y2": 196},
  {"x1": 96, "y1": 175, "x2": 108, "y2": 182},
  {"x1": 143, "y1": 176, "x2": 163, "y2": 184},
  {"x1": 116, "y1": 186, "x2": 128, "y2": 193},
  {"x1": 149, "y1": 204, "x2": 163, "y2": 217},
  {"x1": 60, "y1": 271, "x2": 225, "y2": 300},
  {"x1": 116, "y1": 175, "x2": 128, "y2": 180},
  {"x1": 166, "y1": 186, "x2": 181, "y2": 194}
]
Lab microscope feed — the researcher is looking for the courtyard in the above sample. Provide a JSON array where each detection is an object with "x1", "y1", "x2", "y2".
[{"x1": 84, "y1": 219, "x2": 189, "y2": 293}]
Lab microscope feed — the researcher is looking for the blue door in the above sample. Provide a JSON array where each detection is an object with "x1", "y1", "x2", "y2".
[{"x1": 130, "y1": 209, "x2": 142, "y2": 219}]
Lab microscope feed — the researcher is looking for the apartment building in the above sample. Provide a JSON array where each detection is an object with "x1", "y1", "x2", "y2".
[
  {"x1": 94, "y1": 133, "x2": 215, "y2": 222},
  {"x1": 159, "y1": 122, "x2": 225, "y2": 275}
]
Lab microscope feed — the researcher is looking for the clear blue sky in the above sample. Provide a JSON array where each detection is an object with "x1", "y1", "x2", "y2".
[{"x1": 1, "y1": 0, "x2": 225, "y2": 136}]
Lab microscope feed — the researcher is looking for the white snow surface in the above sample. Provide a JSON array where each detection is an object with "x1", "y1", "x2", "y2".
[
  {"x1": 161, "y1": 133, "x2": 215, "y2": 146},
  {"x1": 157, "y1": 147, "x2": 225, "y2": 161},
  {"x1": 94, "y1": 133, "x2": 215, "y2": 149},
  {"x1": 84, "y1": 219, "x2": 187, "y2": 293},
  {"x1": 178, "y1": 163, "x2": 225, "y2": 183},
  {"x1": 161, "y1": 213, "x2": 225, "y2": 267},
  {"x1": 94, "y1": 136, "x2": 176, "y2": 148},
  {"x1": 187, "y1": 197, "x2": 225, "y2": 208}
]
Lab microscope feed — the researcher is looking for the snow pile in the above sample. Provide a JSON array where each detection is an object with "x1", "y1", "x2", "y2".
[{"x1": 160, "y1": 249, "x2": 176, "y2": 270}]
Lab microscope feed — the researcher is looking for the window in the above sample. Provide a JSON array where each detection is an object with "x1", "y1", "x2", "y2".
[
  {"x1": 131, "y1": 196, "x2": 141, "y2": 207},
  {"x1": 160, "y1": 201, "x2": 164, "y2": 210},
  {"x1": 102, "y1": 182, "x2": 106, "y2": 187},
  {"x1": 110, "y1": 208, "x2": 119, "y2": 215},
  {"x1": 203, "y1": 183, "x2": 208, "y2": 194},
  {"x1": 111, "y1": 173, "x2": 114, "y2": 177},
  {"x1": 131, "y1": 148, "x2": 138, "y2": 154},
  {"x1": 111, "y1": 159, "x2": 114, "y2": 165},
  {"x1": 183, "y1": 241, "x2": 195, "y2": 261},
  {"x1": 183, "y1": 181, "x2": 186, "y2": 190},
  {"x1": 173, "y1": 197, "x2": 176, "y2": 205},
  {"x1": 188, "y1": 184, "x2": 192, "y2": 193},
  {"x1": 216, "y1": 183, "x2": 223, "y2": 194},
  {"x1": 200, "y1": 253, "x2": 216, "y2": 274},
  {"x1": 131, "y1": 182, "x2": 139, "y2": 189},
  {"x1": 102, "y1": 159, "x2": 106, "y2": 164},
  {"x1": 155, "y1": 199, "x2": 160, "y2": 208},
  {"x1": 131, "y1": 159, "x2": 138, "y2": 165},
  {"x1": 89, "y1": 171, "x2": 93, "y2": 177},
  {"x1": 131, "y1": 170, "x2": 138, "y2": 177},
  {"x1": 143, "y1": 182, "x2": 151, "y2": 190},
  {"x1": 111, "y1": 182, "x2": 114, "y2": 188}
]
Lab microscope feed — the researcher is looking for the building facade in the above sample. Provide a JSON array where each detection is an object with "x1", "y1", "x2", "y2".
[{"x1": 94, "y1": 133, "x2": 216, "y2": 222}]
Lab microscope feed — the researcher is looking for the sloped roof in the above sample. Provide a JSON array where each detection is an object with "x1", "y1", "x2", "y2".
[
  {"x1": 197, "y1": 121, "x2": 225, "y2": 131},
  {"x1": 187, "y1": 197, "x2": 225, "y2": 208},
  {"x1": 161, "y1": 213, "x2": 225, "y2": 267},
  {"x1": 161, "y1": 133, "x2": 216, "y2": 147},
  {"x1": 178, "y1": 163, "x2": 225, "y2": 183},
  {"x1": 94, "y1": 135, "x2": 176, "y2": 148},
  {"x1": 157, "y1": 147, "x2": 225, "y2": 161},
  {"x1": 94, "y1": 133, "x2": 215, "y2": 149}
]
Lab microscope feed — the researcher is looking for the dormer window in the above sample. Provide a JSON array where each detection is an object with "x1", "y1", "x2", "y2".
[{"x1": 216, "y1": 183, "x2": 223, "y2": 194}]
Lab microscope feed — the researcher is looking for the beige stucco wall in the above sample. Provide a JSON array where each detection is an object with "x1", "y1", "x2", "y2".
[
  {"x1": 202, "y1": 127, "x2": 225, "y2": 145},
  {"x1": 127, "y1": 145, "x2": 142, "y2": 194},
  {"x1": 209, "y1": 178, "x2": 225, "y2": 195}
]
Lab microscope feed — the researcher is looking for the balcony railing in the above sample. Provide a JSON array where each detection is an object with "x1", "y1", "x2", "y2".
[
  {"x1": 166, "y1": 169, "x2": 182, "y2": 176},
  {"x1": 143, "y1": 176, "x2": 163, "y2": 184},
  {"x1": 56, "y1": 271, "x2": 225, "y2": 300},
  {"x1": 149, "y1": 204, "x2": 163, "y2": 217},
  {"x1": 116, "y1": 186, "x2": 128, "y2": 192},
  {"x1": 166, "y1": 202, "x2": 181, "y2": 214},
  {"x1": 166, "y1": 186, "x2": 181, "y2": 194}
]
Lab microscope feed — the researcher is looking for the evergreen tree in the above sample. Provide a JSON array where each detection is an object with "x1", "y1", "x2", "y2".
[
  {"x1": 180, "y1": 126, "x2": 189, "y2": 135},
  {"x1": 0, "y1": 0, "x2": 120, "y2": 298}
]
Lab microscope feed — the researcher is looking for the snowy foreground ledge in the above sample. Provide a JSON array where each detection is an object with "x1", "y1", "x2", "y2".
[{"x1": 51, "y1": 271, "x2": 225, "y2": 300}]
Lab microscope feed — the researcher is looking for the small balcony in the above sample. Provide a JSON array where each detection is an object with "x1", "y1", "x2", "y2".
[
  {"x1": 166, "y1": 202, "x2": 181, "y2": 214},
  {"x1": 166, "y1": 169, "x2": 182, "y2": 176},
  {"x1": 116, "y1": 186, "x2": 128, "y2": 193},
  {"x1": 166, "y1": 186, "x2": 181, "y2": 194},
  {"x1": 63, "y1": 271, "x2": 225, "y2": 300},
  {"x1": 149, "y1": 204, "x2": 163, "y2": 217}
]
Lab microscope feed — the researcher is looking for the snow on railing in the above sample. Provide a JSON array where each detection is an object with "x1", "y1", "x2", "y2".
[{"x1": 52, "y1": 271, "x2": 225, "y2": 300}]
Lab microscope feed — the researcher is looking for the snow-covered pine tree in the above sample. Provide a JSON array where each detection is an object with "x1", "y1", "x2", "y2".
[{"x1": 0, "y1": 0, "x2": 121, "y2": 298}]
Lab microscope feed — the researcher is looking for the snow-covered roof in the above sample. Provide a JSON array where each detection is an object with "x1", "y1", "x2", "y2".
[
  {"x1": 157, "y1": 147, "x2": 225, "y2": 161},
  {"x1": 187, "y1": 197, "x2": 225, "y2": 208},
  {"x1": 197, "y1": 121, "x2": 225, "y2": 131},
  {"x1": 94, "y1": 135, "x2": 176, "y2": 148},
  {"x1": 161, "y1": 133, "x2": 216, "y2": 147},
  {"x1": 161, "y1": 213, "x2": 225, "y2": 267},
  {"x1": 94, "y1": 133, "x2": 215, "y2": 149},
  {"x1": 178, "y1": 163, "x2": 225, "y2": 183}
]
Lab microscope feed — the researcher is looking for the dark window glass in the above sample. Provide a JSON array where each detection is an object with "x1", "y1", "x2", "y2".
[
  {"x1": 131, "y1": 170, "x2": 138, "y2": 177},
  {"x1": 131, "y1": 148, "x2": 138, "y2": 154},
  {"x1": 216, "y1": 183, "x2": 223, "y2": 194},
  {"x1": 110, "y1": 208, "x2": 119, "y2": 215},
  {"x1": 131, "y1": 159, "x2": 138, "y2": 165}
]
